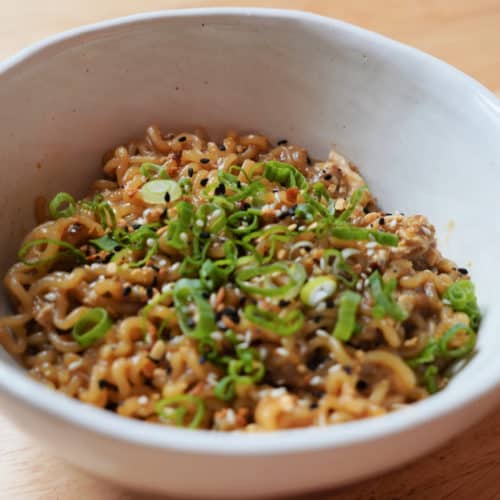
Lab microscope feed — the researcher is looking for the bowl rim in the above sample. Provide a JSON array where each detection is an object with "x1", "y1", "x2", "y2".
[{"x1": 0, "y1": 7, "x2": 499, "y2": 456}]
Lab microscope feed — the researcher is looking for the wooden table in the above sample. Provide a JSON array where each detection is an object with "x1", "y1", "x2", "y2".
[{"x1": 1, "y1": 2, "x2": 499, "y2": 499}]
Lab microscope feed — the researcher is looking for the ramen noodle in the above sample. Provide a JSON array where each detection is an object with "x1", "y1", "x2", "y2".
[{"x1": 0, "y1": 127, "x2": 480, "y2": 431}]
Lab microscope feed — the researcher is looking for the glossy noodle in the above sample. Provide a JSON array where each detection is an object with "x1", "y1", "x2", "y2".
[{"x1": 0, "y1": 127, "x2": 480, "y2": 431}]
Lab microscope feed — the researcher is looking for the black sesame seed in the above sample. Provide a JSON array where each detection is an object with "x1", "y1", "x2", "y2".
[
  {"x1": 146, "y1": 287, "x2": 154, "y2": 299},
  {"x1": 356, "y1": 379, "x2": 368, "y2": 391},
  {"x1": 200, "y1": 158, "x2": 210, "y2": 164},
  {"x1": 132, "y1": 223, "x2": 142, "y2": 230},
  {"x1": 188, "y1": 167, "x2": 194, "y2": 177},
  {"x1": 223, "y1": 307, "x2": 240, "y2": 324},
  {"x1": 219, "y1": 144, "x2": 226, "y2": 151},
  {"x1": 199, "y1": 231, "x2": 210, "y2": 239},
  {"x1": 161, "y1": 329, "x2": 171, "y2": 341},
  {"x1": 103, "y1": 253, "x2": 113, "y2": 263},
  {"x1": 307, "y1": 156, "x2": 312, "y2": 166},
  {"x1": 278, "y1": 299, "x2": 290, "y2": 307},
  {"x1": 160, "y1": 208, "x2": 168, "y2": 219},
  {"x1": 187, "y1": 318, "x2": 196, "y2": 328},
  {"x1": 313, "y1": 316, "x2": 322, "y2": 324},
  {"x1": 98, "y1": 380, "x2": 118, "y2": 391},
  {"x1": 277, "y1": 139, "x2": 288, "y2": 146},
  {"x1": 309, "y1": 401, "x2": 319, "y2": 409},
  {"x1": 105, "y1": 401, "x2": 118, "y2": 412},
  {"x1": 241, "y1": 202, "x2": 251, "y2": 210},
  {"x1": 239, "y1": 296, "x2": 246, "y2": 307},
  {"x1": 342, "y1": 365, "x2": 353, "y2": 375},
  {"x1": 178, "y1": 136, "x2": 186, "y2": 142},
  {"x1": 325, "y1": 298, "x2": 335, "y2": 308},
  {"x1": 199, "y1": 355, "x2": 207, "y2": 365},
  {"x1": 379, "y1": 217, "x2": 385, "y2": 225},
  {"x1": 26, "y1": 345, "x2": 38, "y2": 356},
  {"x1": 312, "y1": 390, "x2": 325, "y2": 399},
  {"x1": 123, "y1": 286, "x2": 132, "y2": 296},
  {"x1": 237, "y1": 181, "x2": 242, "y2": 189},
  {"x1": 200, "y1": 178, "x2": 209, "y2": 187},
  {"x1": 202, "y1": 291, "x2": 210, "y2": 299},
  {"x1": 114, "y1": 245, "x2": 121, "y2": 252},
  {"x1": 164, "y1": 192, "x2": 171, "y2": 202},
  {"x1": 151, "y1": 265, "x2": 160, "y2": 272},
  {"x1": 151, "y1": 275, "x2": 158, "y2": 287},
  {"x1": 215, "y1": 310, "x2": 223, "y2": 321},
  {"x1": 306, "y1": 348, "x2": 327, "y2": 371},
  {"x1": 288, "y1": 205, "x2": 297, "y2": 216},
  {"x1": 457, "y1": 267, "x2": 468, "y2": 275},
  {"x1": 214, "y1": 183, "x2": 226, "y2": 196},
  {"x1": 324, "y1": 174, "x2": 332, "y2": 181},
  {"x1": 363, "y1": 206, "x2": 370, "y2": 214}
]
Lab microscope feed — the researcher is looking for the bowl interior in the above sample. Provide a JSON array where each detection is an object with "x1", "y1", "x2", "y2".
[{"x1": 0, "y1": 10, "x2": 499, "y2": 395}]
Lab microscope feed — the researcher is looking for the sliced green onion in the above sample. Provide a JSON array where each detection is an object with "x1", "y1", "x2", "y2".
[
  {"x1": 71, "y1": 307, "x2": 112, "y2": 347},
  {"x1": 173, "y1": 279, "x2": 216, "y2": 340},
  {"x1": 156, "y1": 395, "x2": 205, "y2": 429},
  {"x1": 438, "y1": 323, "x2": 476, "y2": 358},
  {"x1": 406, "y1": 341, "x2": 440, "y2": 367},
  {"x1": 90, "y1": 234, "x2": 120, "y2": 252},
  {"x1": 295, "y1": 203, "x2": 316, "y2": 221},
  {"x1": 162, "y1": 201, "x2": 194, "y2": 250},
  {"x1": 140, "y1": 179, "x2": 182, "y2": 204},
  {"x1": 128, "y1": 239, "x2": 158, "y2": 268},
  {"x1": 322, "y1": 249, "x2": 359, "y2": 288},
  {"x1": 19, "y1": 238, "x2": 87, "y2": 267},
  {"x1": 49, "y1": 192, "x2": 76, "y2": 219},
  {"x1": 263, "y1": 161, "x2": 307, "y2": 189},
  {"x1": 331, "y1": 226, "x2": 399, "y2": 246},
  {"x1": 300, "y1": 276, "x2": 337, "y2": 306},
  {"x1": 243, "y1": 304, "x2": 304, "y2": 336},
  {"x1": 423, "y1": 365, "x2": 439, "y2": 394},
  {"x1": 214, "y1": 376, "x2": 236, "y2": 401},
  {"x1": 140, "y1": 162, "x2": 169, "y2": 180},
  {"x1": 443, "y1": 280, "x2": 480, "y2": 330},
  {"x1": 226, "y1": 209, "x2": 261, "y2": 235},
  {"x1": 195, "y1": 204, "x2": 226, "y2": 234},
  {"x1": 336, "y1": 186, "x2": 367, "y2": 223},
  {"x1": 235, "y1": 262, "x2": 306, "y2": 299},
  {"x1": 332, "y1": 291, "x2": 361, "y2": 341},
  {"x1": 368, "y1": 270, "x2": 408, "y2": 321}
]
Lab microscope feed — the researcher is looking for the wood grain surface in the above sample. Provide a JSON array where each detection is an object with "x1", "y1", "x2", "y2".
[{"x1": 1, "y1": 2, "x2": 499, "y2": 499}]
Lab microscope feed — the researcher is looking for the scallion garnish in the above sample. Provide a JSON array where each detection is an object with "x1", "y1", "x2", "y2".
[
  {"x1": 368, "y1": 270, "x2": 408, "y2": 321},
  {"x1": 263, "y1": 160, "x2": 307, "y2": 189},
  {"x1": 243, "y1": 304, "x2": 304, "y2": 336},
  {"x1": 156, "y1": 394, "x2": 205, "y2": 428},
  {"x1": 235, "y1": 262, "x2": 306, "y2": 299},
  {"x1": 49, "y1": 192, "x2": 76, "y2": 219},
  {"x1": 173, "y1": 279, "x2": 216, "y2": 340},
  {"x1": 162, "y1": 201, "x2": 193, "y2": 250},
  {"x1": 72, "y1": 307, "x2": 112, "y2": 347},
  {"x1": 332, "y1": 291, "x2": 361, "y2": 341},
  {"x1": 140, "y1": 162, "x2": 169, "y2": 180},
  {"x1": 443, "y1": 280, "x2": 481, "y2": 330},
  {"x1": 300, "y1": 276, "x2": 337, "y2": 306},
  {"x1": 18, "y1": 238, "x2": 87, "y2": 267},
  {"x1": 331, "y1": 226, "x2": 399, "y2": 246},
  {"x1": 141, "y1": 179, "x2": 182, "y2": 204}
]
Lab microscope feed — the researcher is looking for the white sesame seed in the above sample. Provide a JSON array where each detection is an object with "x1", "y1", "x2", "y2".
[
  {"x1": 196, "y1": 219, "x2": 204, "y2": 227},
  {"x1": 225, "y1": 409, "x2": 236, "y2": 425},
  {"x1": 43, "y1": 292, "x2": 57, "y2": 302},
  {"x1": 161, "y1": 283, "x2": 173, "y2": 293},
  {"x1": 355, "y1": 281, "x2": 363, "y2": 291},
  {"x1": 389, "y1": 220, "x2": 397, "y2": 228},
  {"x1": 106, "y1": 262, "x2": 117, "y2": 274},
  {"x1": 270, "y1": 388, "x2": 287, "y2": 397},
  {"x1": 137, "y1": 395, "x2": 148, "y2": 405},
  {"x1": 210, "y1": 331, "x2": 223, "y2": 341},
  {"x1": 259, "y1": 347, "x2": 268, "y2": 359},
  {"x1": 316, "y1": 301, "x2": 327, "y2": 312},
  {"x1": 179, "y1": 232, "x2": 188, "y2": 242},
  {"x1": 146, "y1": 238, "x2": 155, "y2": 247},
  {"x1": 158, "y1": 259, "x2": 167, "y2": 267},
  {"x1": 276, "y1": 347, "x2": 289, "y2": 356},
  {"x1": 298, "y1": 225, "x2": 306, "y2": 231},
  {"x1": 366, "y1": 249, "x2": 374, "y2": 257},
  {"x1": 422, "y1": 226, "x2": 432, "y2": 236},
  {"x1": 213, "y1": 209, "x2": 222, "y2": 218},
  {"x1": 68, "y1": 360, "x2": 82, "y2": 371},
  {"x1": 366, "y1": 242, "x2": 377, "y2": 249},
  {"x1": 316, "y1": 329, "x2": 329, "y2": 337},
  {"x1": 310, "y1": 376, "x2": 323, "y2": 386},
  {"x1": 207, "y1": 372, "x2": 218, "y2": 386},
  {"x1": 287, "y1": 224, "x2": 297, "y2": 231}
]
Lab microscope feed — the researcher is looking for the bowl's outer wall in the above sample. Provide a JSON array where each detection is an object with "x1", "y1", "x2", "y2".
[{"x1": 0, "y1": 9, "x2": 499, "y2": 497}]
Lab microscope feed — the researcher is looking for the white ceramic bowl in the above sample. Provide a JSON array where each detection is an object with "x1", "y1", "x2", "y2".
[{"x1": 0, "y1": 8, "x2": 499, "y2": 498}]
